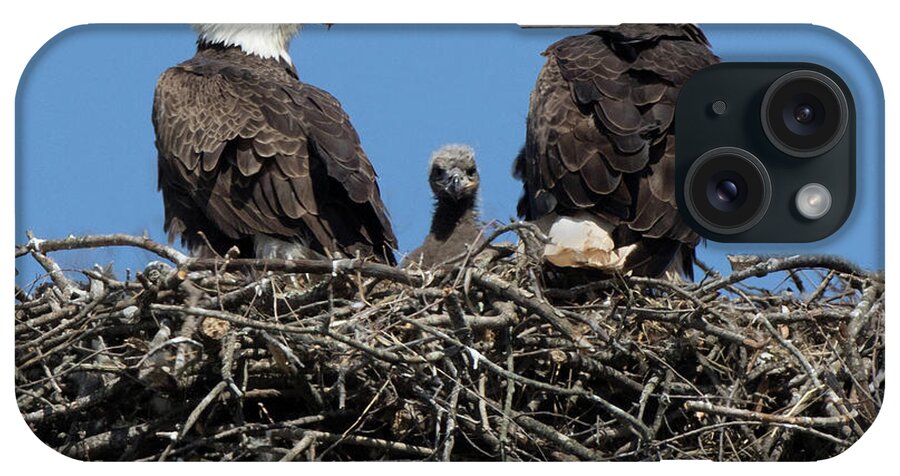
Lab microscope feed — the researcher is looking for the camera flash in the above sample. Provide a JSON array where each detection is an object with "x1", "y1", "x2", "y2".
[{"x1": 795, "y1": 183, "x2": 832, "y2": 220}]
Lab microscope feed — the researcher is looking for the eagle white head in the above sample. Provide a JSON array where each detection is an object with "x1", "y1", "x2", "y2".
[{"x1": 193, "y1": 24, "x2": 300, "y2": 64}]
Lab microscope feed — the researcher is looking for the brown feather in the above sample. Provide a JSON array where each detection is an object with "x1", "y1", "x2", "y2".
[
  {"x1": 235, "y1": 141, "x2": 263, "y2": 176},
  {"x1": 516, "y1": 24, "x2": 719, "y2": 277},
  {"x1": 153, "y1": 44, "x2": 396, "y2": 263},
  {"x1": 579, "y1": 153, "x2": 621, "y2": 195}
]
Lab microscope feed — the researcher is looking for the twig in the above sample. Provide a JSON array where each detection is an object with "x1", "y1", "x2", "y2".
[
  {"x1": 17, "y1": 233, "x2": 188, "y2": 265},
  {"x1": 684, "y1": 401, "x2": 852, "y2": 428},
  {"x1": 285, "y1": 430, "x2": 434, "y2": 458},
  {"x1": 468, "y1": 269, "x2": 587, "y2": 348},
  {"x1": 185, "y1": 257, "x2": 422, "y2": 286},
  {"x1": 29, "y1": 249, "x2": 79, "y2": 300},
  {"x1": 699, "y1": 255, "x2": 876, "y2": 295},
  {"x1": 61, "y1": 422, "x2": 154, "y2": 460},
  {"x1": 280, "y1": 433, "x2": 317, "y2": 461},
  {"x1": 22, "y1": 378, "x2": 126, "y2": 423},
  {"x1": 150, "y1": 303, "x2": 314, "y2": 335},
  {"x1": 754, "y1": 313, "x2": 820, "y2": 387}
]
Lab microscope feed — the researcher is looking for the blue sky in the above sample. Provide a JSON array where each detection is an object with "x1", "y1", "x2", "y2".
[{"x1": 15, "y1": 24, "x2": 883, "y2": 290}]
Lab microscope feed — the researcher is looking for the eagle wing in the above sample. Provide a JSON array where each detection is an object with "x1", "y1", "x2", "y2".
[
  {"x1": 153, "y1": 56, "x2": 396, "y2": 262},
  {"x1": 516, "y1": 25, "x2": 718, "y2": 247}
]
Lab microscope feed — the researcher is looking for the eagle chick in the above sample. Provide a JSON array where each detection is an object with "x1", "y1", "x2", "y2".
[{"x1": 403, "y1": 144, "x2": 482, "y2": 269}]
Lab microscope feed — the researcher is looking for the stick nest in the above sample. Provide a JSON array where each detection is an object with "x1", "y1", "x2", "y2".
[{"x1": 15, "y1": 230, "x2": 884, "y2": 461}]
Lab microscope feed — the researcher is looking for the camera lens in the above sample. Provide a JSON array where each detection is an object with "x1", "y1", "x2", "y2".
[
  {"x1": 716, "y1": 180, "x2": 739, "y2": 203},
  {"x1": 684, "y1": 147, "x2": 771, "y2": 235},
  {"x1": 761, "y1": 70, "x2": 849, "y2": 158},
  {"x1": 707, "y1": 173, "x2": 747, "y2": 212},
  {"x1": 793, "y1": 104, "x2": 815, "y2": 124}
]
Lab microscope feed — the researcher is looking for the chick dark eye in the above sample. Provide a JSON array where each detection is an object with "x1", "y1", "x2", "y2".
[{"x1": 466, "y1": 168, "x2": 476, "y2": 175}]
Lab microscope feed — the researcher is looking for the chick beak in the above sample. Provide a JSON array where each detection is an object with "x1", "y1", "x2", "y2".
[{"x1": 444, "y1": 169, "x2": 468, "y2": 200}]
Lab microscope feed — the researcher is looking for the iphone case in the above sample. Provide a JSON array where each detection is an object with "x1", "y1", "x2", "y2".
[{"x1": 14, "y1": 24, "x2": 884, "y2": 461}]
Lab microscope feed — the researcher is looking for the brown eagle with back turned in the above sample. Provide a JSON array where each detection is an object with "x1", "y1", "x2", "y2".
[
  {"x1": 153, "y1": 24, "x2": 396, "y2": 263},
  {"x1": 514, "y1": 24, "x2": 718, "y2": 279}
]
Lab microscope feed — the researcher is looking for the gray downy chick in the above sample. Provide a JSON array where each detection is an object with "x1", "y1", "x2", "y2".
[{"x1": 403, "y1": 144, "x2": 483, "y2": 269}]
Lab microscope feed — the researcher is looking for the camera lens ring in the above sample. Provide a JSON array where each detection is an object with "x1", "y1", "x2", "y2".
[
  {"x1": 761, "y1": 70, "x2": 849, "y2": 158},
  {"x1": 683, "y1": 147, "x2": 772, "y2": 235}
]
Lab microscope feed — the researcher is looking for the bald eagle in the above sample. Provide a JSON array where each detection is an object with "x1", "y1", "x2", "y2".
[
  {"x1": 153, "y1": 24, "x2": 397, "y2": 263},
  {"x1": 402, "y1": 144, "x2": 482, "y2": 269},
  {"x1": 514, "y1": 24, "x2": 718, "y2": 278}
]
